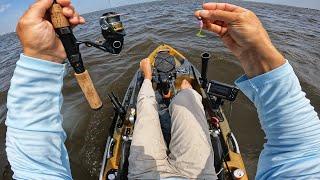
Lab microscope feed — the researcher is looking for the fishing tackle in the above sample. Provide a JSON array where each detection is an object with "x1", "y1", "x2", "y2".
[
  {"x1": 49, "y1": 2, "x2": 126, "y2": 110},
  {"x1": 196, "y1": 0, "x2": 206, "y2": 37},
  {"x1": 196, "y1": 18, "x2": 206, "y2": 38},
  {"x1": 79, "y1": 12, "x2": 126, "y2": 54}
]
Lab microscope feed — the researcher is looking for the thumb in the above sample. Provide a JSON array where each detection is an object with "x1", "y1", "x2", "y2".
[
  {"x1": 199, "y1": 10, "x2": 238, "y2": 24},
  {"x1": 24, "y1": 0, "x2": 53, "y2": 21}
]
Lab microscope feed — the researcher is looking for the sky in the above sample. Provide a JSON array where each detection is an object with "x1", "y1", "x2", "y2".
[
  {"x1": 0, "y1": 0, "x2": 157, "y2": 35},
  {"x1": 245, "y1": 0, "x2": 320, "y2": 10},
  {"x1": 0, "y1": 0, "x2": 319, "y2": 35}
]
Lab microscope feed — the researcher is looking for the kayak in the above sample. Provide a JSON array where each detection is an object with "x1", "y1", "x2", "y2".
[{"x1": 99, "y1": 44, "x2": 248, "y2": 180}]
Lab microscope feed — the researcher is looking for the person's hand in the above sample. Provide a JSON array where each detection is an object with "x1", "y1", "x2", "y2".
[
  {"x1": 16, "y1": 0, "x2": 85, "y2": 63},
  {"x1": 195, "y1": 3, "x2": 285, "y2": 77},
  {"x1": 180, "y1": 79, "x2": 192, "y2": 90},
  {"x1": 140, "y1": 58, "x2": 152, "y2": 80}
]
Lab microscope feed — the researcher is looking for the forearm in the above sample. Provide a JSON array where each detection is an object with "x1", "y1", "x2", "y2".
[
  {"x1": 137, "y1": 79, "x2": 156, "y2": 103},
  {"x1": 238, "y1": 43, "x2": 285, "y2": 78},
  {"x1": 6, "y1": 54, "x2": 72, "y2": 179},
  {"x1": 235, "y1": 61, "x2": 320, "y2": 179}
]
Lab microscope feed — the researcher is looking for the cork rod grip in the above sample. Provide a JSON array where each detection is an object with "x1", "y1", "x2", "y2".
[
  {"x1": 50, "y1": 3, "x2": 70, "y2": 28},
  {"x1": 75, "y1": 70, "x2": 103, "y2": 110}
]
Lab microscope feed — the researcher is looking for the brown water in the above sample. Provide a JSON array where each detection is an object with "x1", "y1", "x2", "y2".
[{"x1": 0, "y1": 0, "x2": 320, "y2": 179}]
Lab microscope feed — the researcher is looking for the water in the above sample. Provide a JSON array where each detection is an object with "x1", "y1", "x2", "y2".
[{"x1": 0, "y1": 0, "x2": 319, "y2": 179}]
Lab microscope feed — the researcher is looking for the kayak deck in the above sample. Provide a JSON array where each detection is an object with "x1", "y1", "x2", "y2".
[{"x1": 99, "y1": 44, "x2": 248, "y2": 180}]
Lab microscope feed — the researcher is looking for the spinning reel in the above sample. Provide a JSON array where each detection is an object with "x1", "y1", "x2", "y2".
[{"x1": 78, "y1": 12, "x2": 126, "y2": 54}]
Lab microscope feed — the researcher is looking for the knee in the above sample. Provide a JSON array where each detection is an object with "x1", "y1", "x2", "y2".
[
  {"x1": 172, "y1": 88, "x2": 202, "y2": 106},
  {"x1": 169, "y1": 88, "x2": 204, "y2": 116}
]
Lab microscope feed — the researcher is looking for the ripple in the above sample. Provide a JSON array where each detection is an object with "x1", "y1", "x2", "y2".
[{"x1": 1, "y1": 0, "x2": 320, "y2": 179}]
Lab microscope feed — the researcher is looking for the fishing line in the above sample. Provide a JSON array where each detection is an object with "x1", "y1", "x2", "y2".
[
  {"x1": 228, "y1": 101, "x2": 233, "y2": 123},
  {"x1": 106, "y1": 0, "x2": 112, "y2": 9},
  {"x1": 125, "y1": 38, "x2": 163, "y2": 57}
]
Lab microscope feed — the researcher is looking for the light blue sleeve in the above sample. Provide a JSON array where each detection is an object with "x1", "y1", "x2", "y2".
[
  {"x1": 235, "y1": 61, "x2": 320, "y2": 179},
  {"x1": 6, "y1": 54, "x2": 72, "y2": 180}
]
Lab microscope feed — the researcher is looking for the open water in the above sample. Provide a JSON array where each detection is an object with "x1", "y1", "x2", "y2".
[{"x1": 0, "y1": 0, "x2": 319, "y2": 179}]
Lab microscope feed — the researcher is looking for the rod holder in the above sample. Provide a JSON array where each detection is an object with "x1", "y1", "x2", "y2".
[{"x1": 201, "y1": 52, "x2": 210, "y2": 88}]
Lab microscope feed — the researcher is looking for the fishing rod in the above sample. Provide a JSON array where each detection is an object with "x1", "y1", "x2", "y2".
[
  {"x1": 49, "y1": 1, "x2": 126, "y2": 110},
  {"x1": 191, "y1": 52, "x2": 241, "y2": 178},
  {"x1": 191, "y1": 66, "x2": 232, "y2": 171}
]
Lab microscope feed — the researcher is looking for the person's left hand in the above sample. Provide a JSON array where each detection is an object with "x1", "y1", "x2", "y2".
[
  {"x1": 140, "y1": 58, "x2": 152, "y2": 80},
  {"x1": 16, "y1": 0, "x2": 85, "y2": 63}
]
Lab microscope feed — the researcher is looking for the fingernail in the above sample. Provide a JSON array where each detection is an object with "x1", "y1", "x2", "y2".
[
  {"x1": 80, "y1": 17, "x2": 86, "y2": 23},
  {"x1": 199, "y1": 10, "x2": 208, "y2": 16}
]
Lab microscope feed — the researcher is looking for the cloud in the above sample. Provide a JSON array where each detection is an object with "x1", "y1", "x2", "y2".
[{"x1": 0, "y1": 3, "x2": 11, "y2": 13}]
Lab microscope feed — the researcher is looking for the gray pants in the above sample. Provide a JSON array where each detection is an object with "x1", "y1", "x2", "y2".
[{"x1": 128, "y1": 79, "x2": 217, "y2": 179}]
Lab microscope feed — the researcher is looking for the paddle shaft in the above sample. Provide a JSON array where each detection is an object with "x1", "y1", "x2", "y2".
[{"x1": 49, "y1": 3, "x2": 102, "y2": 110}]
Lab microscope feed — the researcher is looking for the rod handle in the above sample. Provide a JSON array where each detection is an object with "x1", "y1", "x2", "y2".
[
  {"x1": 50, "y1": 3, "x2": 70, "y2": 28},
  {"x1": 75, "y1": 70, "x2": 103, "y2": 110}
]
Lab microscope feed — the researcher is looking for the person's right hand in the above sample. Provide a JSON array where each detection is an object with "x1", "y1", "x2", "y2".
[
  {"x1": 140, "y1": 58, "x2": 153, "y2": 80},
  {"x1": 195, "y1": 3, "x2": 285, "y2": 78},
  {"x1": 16, "y1": 0, "x2": 85, "y2": 63}
]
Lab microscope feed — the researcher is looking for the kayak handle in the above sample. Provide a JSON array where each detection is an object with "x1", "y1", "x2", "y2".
[{"x1": 50, "y1": 3, "x2": 102, "y2": 110}]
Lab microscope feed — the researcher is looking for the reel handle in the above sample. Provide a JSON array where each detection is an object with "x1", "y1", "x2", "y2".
[{"x1": 50, "y1": 3, "x2": 102, "y2": 110}]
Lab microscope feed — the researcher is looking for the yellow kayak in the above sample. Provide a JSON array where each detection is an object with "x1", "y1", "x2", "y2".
[{"x1": 99, "y1": 44, "x2": 248, "y2": 180}]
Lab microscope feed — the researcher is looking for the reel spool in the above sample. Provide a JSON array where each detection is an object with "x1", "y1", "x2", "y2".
[{"x1": 100, "y1": 12, "x2": 126, "y2": 54}]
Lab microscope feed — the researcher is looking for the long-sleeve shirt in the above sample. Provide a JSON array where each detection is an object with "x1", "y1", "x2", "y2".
[
  {"x1": 235, "y1": 61, "x2": 320, "y2": 179},
  {"x1": 6, "y1": 54, "x2": 72, "y2": 179},
  {"x1": 6, "y1": 54, "x2": 320, "y2": 179}
]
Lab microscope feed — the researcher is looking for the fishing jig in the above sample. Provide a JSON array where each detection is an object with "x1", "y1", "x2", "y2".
[
  {"x1": 196, "y1": 0, "x2": 206, "y2": 38},
  {"x1": 196, "y1": 17, "x2": 206, "y2": 38}
]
